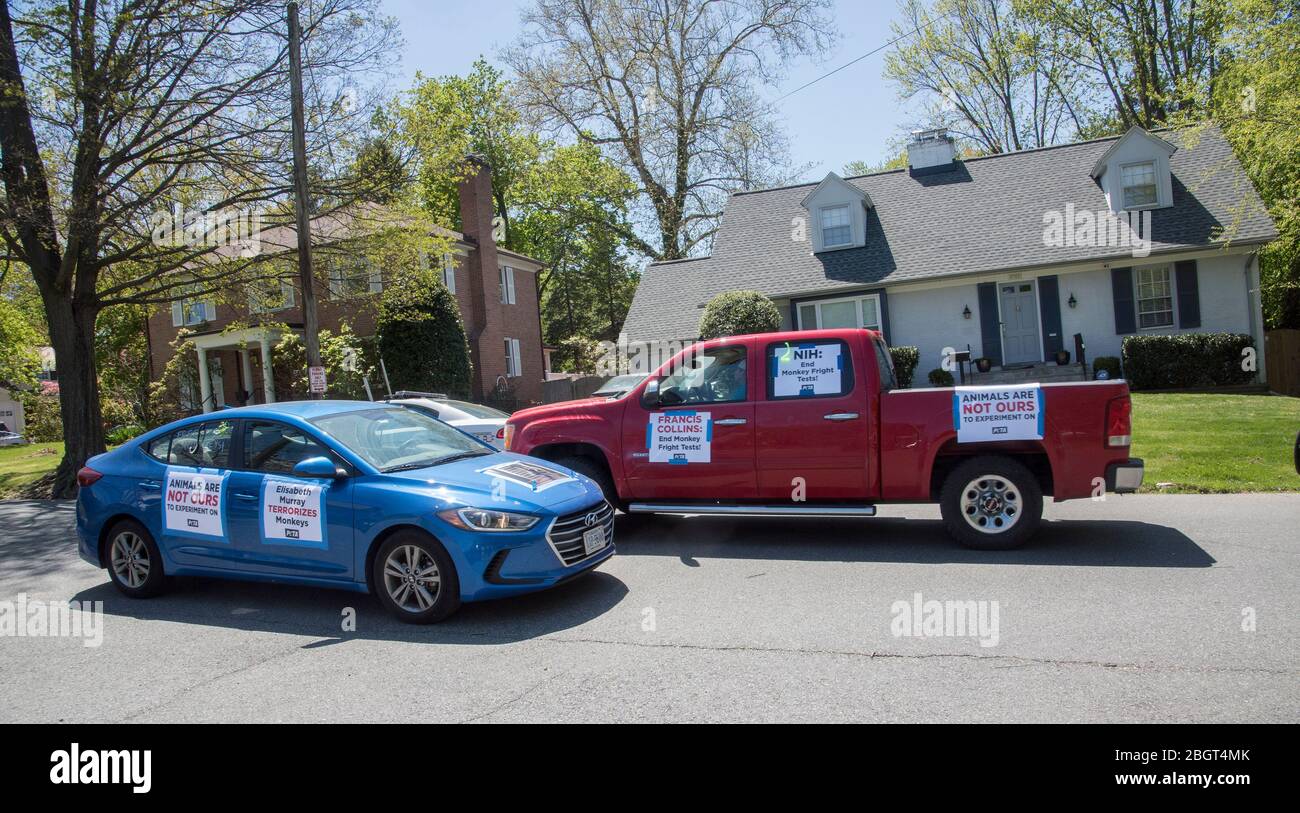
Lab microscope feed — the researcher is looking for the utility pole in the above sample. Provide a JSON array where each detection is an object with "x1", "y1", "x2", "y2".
[{"x1": 288, "y1": 0, "x2": 324, "y2": 397}]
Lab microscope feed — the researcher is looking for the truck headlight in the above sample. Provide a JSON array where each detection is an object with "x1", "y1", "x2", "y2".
[{"x1": 437, "y1": 507, "x2": 539, "y2": 532}]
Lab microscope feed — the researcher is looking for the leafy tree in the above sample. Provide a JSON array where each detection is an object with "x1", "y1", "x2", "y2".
[
  {"x1": 95, "y1": 304, "x2": 154, "y2": 429},
  {"x1": 0, "y1": 0, "x2": 399, "y2": 496},
  {"x1": 506, "y1": 0, "x2": 836, "y2": 260},
  {"x1": 0, "y1": 295, "x2": 40, "y2": 391},
  {"x1": 886, "y1": 0, "x2": 1089, "y2": 152},
  {"x1": 843, "y1": 151, "x2": 910, "y2": 176},
  {"x1": 375, "y1": 271, "x2": 473, "y2": 397},
  {"x1": 271, "y1": 323, "x2": 377, "y2": 401},
  {"x1": 699, "y1": 290, "x2": 782, "y2": 339}
]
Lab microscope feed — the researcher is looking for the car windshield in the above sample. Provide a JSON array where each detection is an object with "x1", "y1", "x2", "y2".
[
  {"x1": 311, "y1": 407, "x2": 489, "y2": 472},
  {"x1": 438, "y1": 400, "x2": 508, "y2": 419},
  {"x1": 596, "y1": 375, "x2": 644, "y2": 394}
]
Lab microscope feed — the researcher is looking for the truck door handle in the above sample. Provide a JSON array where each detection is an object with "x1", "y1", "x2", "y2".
[
  {"x1": 823, "y1": 412, "x2": 859, "y2": 421},
  {"x1": 714, "y1": 417, "x2": 747, "y2": 426}
]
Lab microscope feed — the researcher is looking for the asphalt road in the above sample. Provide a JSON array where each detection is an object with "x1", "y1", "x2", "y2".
[{"x1": 0, "y1": 494, "x2": 1296, "y2": 723}]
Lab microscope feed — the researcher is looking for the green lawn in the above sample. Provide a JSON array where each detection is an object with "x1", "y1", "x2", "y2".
[
  {"x1": 0, "y1": 441, "x2": 64, "y2": 497},
  {"x1": 1131, "y1": 393, "x2": 1300, "y2": 493}
]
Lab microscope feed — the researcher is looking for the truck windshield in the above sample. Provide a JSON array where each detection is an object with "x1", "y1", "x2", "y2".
[{"x1": 312, "y1": 408, "x2": 488, "y2": 472}]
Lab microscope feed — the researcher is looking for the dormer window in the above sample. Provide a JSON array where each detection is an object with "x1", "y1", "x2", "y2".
[
  {"x1": 1121, "y1": 161, "x2": 1159, "y2": 208},
  {"x1": 820, "y1": 205, "x2": 852, "y2": 248}
]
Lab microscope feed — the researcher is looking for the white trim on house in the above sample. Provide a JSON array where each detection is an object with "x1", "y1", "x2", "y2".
[
  {"x1": 1133, "y1": 263, "x2": 1177, "y2": 330},
  {"x1": 795, "y1": 292, "x2": 884, "y2": 335}
]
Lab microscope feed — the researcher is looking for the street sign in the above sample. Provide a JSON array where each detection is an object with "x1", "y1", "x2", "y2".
[{"x1": 309, "y1": 366, "x2": 327, "y2": 394}]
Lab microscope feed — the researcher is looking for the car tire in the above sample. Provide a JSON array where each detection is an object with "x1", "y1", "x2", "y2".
[
  {"x1": 554, "y1": 455, "x2": 624, "y2": 511},
  {"x1": 939, "y1": 456, "x2": 1043, "y2": 550},
  {"x1": 104, "y1": 518, "x2": 168, "y2": 598},
  {"x1": 373, "y1": 530, "x2": 461, "y2": 624}
]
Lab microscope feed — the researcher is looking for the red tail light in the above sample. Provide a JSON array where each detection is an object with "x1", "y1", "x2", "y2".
[
  {"x1": 76, "y1": 466, "x2": 103, "y2": 487},
  {"x1": 1106, "y1": 396, "x2": 1132, "y2": 447}
]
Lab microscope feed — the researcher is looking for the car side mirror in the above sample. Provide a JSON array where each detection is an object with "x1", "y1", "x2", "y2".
[
  {"x1": 293, "y1": 455, "x2": 347, "y2": 479},
  {"x1": 640, "y1": 377, "x2": 661, "y2": 408}
]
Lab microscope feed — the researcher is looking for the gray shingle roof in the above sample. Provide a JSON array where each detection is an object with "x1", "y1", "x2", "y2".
[{"x1": 622, "y1": 124, "x2": 1277, "y2": 341}]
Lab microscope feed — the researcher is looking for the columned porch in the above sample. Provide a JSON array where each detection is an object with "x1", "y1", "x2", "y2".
[{"x1": 189, "y1": 326, "x2": 286, "y2": 413}]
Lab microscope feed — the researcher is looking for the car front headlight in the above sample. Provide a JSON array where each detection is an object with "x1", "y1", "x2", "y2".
[{"x1": 437, "y1": 507, "x2": 540, "y2": 532}]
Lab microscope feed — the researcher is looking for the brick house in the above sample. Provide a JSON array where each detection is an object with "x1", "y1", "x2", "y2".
[{"x1": 147, "y1": 156, "x2": 547, "y2": 411}]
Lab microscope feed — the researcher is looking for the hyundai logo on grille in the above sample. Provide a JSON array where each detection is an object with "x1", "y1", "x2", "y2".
[{"x1": 585, "y1": 512, "x2": 599, "y2": 527}]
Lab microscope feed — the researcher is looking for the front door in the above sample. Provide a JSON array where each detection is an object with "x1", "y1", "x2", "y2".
[
  {"x1": 225, "y1": 419, "x2": 356, "y2": 581},
  {"x1": 999, "y1": 282, "x2": 1040, "y2": 365},
  {"x1": 620, "y1": 340, "x2": 758, "y2": 500}
]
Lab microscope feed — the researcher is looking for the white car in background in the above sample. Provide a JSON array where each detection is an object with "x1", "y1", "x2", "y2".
[
  {"x1": 387, "y1": 392, "x2": 510, "y2": 448},
  {"x1": 0, "y1": 430, "x2": 26, "y2": 447}
]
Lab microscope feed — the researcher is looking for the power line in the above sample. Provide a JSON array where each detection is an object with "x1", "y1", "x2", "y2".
[{"x1": 771, "y1": 11, "x2": 955, "y2": 104}]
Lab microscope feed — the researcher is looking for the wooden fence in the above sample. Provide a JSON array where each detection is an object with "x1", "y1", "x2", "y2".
[{"x1": 1265, "y1": 329, "x2": 1300, "y2": 396}]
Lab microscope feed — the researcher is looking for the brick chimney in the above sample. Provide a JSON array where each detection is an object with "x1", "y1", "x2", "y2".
[{"x1": 457, "y1": 154, "x2": 505, "y2": 399}]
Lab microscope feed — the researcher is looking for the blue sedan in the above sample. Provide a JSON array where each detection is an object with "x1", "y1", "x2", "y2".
[{"x1": 75, "y1": 401, "x2": 615, "y2": 623}]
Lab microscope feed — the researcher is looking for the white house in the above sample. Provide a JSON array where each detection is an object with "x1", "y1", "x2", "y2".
[{"x1": 622, "y1": 125, "x2": 1277, "y2": 381}]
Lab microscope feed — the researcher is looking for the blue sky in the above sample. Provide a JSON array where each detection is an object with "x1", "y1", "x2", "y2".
[{"x1": 380, "y1": 0, "x2": 917, "y2": 181}]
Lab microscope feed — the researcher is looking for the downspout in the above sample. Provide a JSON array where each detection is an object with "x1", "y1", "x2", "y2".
[{"x1": 1244, "y1": 251, "x2": 1266, "y2": 385}]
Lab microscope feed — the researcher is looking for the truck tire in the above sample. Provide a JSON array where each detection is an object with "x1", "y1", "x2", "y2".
[
  {"x1": 554, "y1": 454, "x2": 623, "y2": 511},
  {"x1": 939, "y1": 456, "x2": 1043, "y2": 550}
]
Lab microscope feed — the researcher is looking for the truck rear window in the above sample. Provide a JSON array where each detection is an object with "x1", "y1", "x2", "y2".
[{"x1": 764, "y1": 339, "x2": 854, "y2": 400}]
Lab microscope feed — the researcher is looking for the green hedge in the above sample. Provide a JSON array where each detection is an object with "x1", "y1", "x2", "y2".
[
  {"x1": 927, "y1": 368, "x2": 955, "y2": 387},
  {"x1": 889, "y1": 346, "x2": 919, "y2": 388},
  {"x1": 1120, "y1": 333, "x2": 1256, "y2": 390},
  {"x1": 1092, "y1": 356, "x2": 1122, "y2": 380},
  {"x1": 698, "y1": 290, "x2": 782, "y2": 339}
]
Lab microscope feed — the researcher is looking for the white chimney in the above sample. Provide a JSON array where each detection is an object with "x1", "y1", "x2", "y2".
[{"x1": 907, "y1": 128, "x2": 956, "y2": 174}]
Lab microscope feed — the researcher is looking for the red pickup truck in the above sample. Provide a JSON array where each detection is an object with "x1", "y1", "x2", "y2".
[{"x1": 505, "y1": 329, "x2": 1143, "y2": 549}]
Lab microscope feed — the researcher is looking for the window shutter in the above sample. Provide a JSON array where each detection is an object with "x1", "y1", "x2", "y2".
[
  {"x1": 976, "y1": 282, "x2": 1002, "y2": 366},
  {"x1": 442, "y1": 253, "x2": 455, "y2": 294},
  {"x1": 499, "y1": 267, "x2": 507, "y2": 303},
  {"x1": 204, "y1": 301, "x2": 217, "y2": 321},
  {"x1": 1174, "y1": 260, "x2": 1200, "y2": 328},
  {"x1": 505, "y1": 267, "x2": 516, "y2": 304},
  {"x1": 171, "y1": 301, "x2": 184, "y2": 327},
  {"x1": 1111, "y1": 267, "x2": 1136, "y2": 334},
  {"x1": 283, "y1": 281, "x2": 296, "y2": 309},
  {"x1": 511, "y1": 338, "x2": 522, "y2": 376},
  {"x1": 368, "y1": 268, "x2": 383, "y2": 294},
  {"x1": 1037, "y1": 275, "x2": 1064, "y2": 356}
]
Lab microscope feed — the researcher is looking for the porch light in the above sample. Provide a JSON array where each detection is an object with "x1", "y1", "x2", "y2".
[
  {"x1": 962, "y1": 305, "x2": 971, "y2": 319},
  {"x1": 1068, "y1": 293, "x2": 1078, "y2": 308}
]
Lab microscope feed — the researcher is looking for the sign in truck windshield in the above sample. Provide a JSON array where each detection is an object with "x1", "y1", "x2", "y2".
[
  {"x1": 953, "y1": 385, "x2": 1043, "y2": 443},
  {"x1": 648, "y1": 410, "x2": 712, "y2": 464},
  {"x1": 771, "y1": 342, "x2": 843, "y2": 397}
]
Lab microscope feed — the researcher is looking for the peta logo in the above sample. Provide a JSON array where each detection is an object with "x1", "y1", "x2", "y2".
[{"x1": 49, "y1": 743, "x2": 151, "y2": 793}]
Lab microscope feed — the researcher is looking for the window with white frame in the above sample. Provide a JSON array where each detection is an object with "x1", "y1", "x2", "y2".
[
  {"x1": 327, "y1": 256, "x2": 381, "y2": 299},
  {"x1": 499, "y1": 265, "x2": 516, "y2": 304},
  {"x1": 171, "y1": 298, "x2": 215, "y2": 327},
  {"x1": 441, "y1": 252, "x2": 456, "y2": 294},
  {"x1": 504, "y1": 337, "x2": 522, "y2": 377},
  {"x1": 1135, "y1": 265, "x2": 1174, "y2": 329},
  {"x1": 797, "y1": 293, "x2": 883, "y2": 336},
  {"x1": 1121, "y1": 161, "x2": 1159, "y2": 208},
  {"x1": 820, "y1": 205, "x2": 851, "y2": 248},
  {"x1": 248, "y1": 278, "x2": 296, "y2": 313}
]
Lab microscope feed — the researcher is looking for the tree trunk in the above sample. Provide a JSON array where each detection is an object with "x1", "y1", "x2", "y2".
[{"x1": 45, "y1": 296, "x2": 105, "y2": 499}]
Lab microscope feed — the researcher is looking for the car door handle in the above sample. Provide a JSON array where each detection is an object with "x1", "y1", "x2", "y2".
[
  {"x1": 823, "y1": 412, "x2": 859, "y2": 421},
  {"x1": 141, "y1": 480, "x2": 161, "y2": 491},
  {"x1": 235, "y1": 492, "x2": 258, "y2": 501},
  {"x1": 714, "y1": 418, "x2": 747, "y2": 426}
]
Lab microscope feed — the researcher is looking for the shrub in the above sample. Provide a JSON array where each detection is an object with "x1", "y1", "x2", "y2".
[
  {"x1": 1092, "y1": 356, "x2": 1122, "y2": 380},
  {"x1": 17, "y1": 392, "x2": 62, "y2": 442},
  {"x1": 273, "y1": 324, "x2": 377, "y2": 401},
  {"x1": 889, "y1": 345, "x2": 919, "y2": 388},
  {"x1": 698, "y1": 290, "x2": 782, "y2": 339},
  {"x1": 376, "y1": 271, "x2": 473, "y2": 397},
  {"x1": 147, "y1": 330, "x2": 199, "y2": 425},
  {"x1": 1120, "y1": 333, "x2": 1256, "y2": 390},
  {"x1": 927, "y1": 368, "x2": 954, "y2": 387}
]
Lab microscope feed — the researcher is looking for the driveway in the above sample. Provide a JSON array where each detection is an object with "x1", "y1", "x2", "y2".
[{"x1": 0, "y1": 495, "x2": 1296, "y2": 722}]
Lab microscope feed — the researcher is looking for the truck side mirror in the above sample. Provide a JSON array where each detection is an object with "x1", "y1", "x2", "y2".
[{"x1": 641, "y1": 377, "x2": 661, "y2": 408}]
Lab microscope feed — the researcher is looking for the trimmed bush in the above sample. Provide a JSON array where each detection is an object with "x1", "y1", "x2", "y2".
[
  {"x1": 927, "y1": 368, "x2": 954, "y2": 387},
  {"x1": 889, "y1": 345, "x2": 919, "y2": 388},
  {"x1": 698, "y1": 290, "x2": 782, "y2": 339},
  {"x1": 1120, "y1": 333, "x2": 1256, "y2": 390},
  {"x1": 376, "y1": 271, "x2": 473, "y2": 397},
  {"x1": 1092, "y1": 356, "x2": 1122, "y2": 380}
]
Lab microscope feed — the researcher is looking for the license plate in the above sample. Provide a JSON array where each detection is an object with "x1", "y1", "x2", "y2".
[{"x1": 582, "y1": 526, "x2": 607, "y2": 555}]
